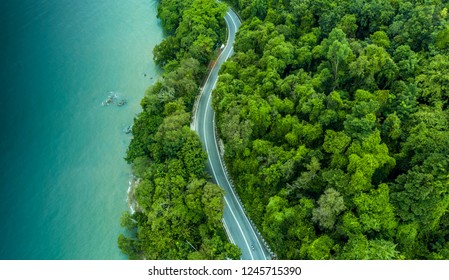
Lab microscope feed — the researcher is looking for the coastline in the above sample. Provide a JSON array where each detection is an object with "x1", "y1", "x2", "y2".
[
  {"x1": 118, "y1": 0, "x2": 243, "y2": 260},
  {"x1": 127, "y1": 176, "x2": 141, "y2": 214}
]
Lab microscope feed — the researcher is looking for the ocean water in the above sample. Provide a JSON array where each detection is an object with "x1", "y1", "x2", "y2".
[{"x1": 0, "y1": 0, "x2": 163, "y2": 259}]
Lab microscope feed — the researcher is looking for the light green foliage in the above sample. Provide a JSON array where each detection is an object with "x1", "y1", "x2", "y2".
[
  {"x1": 354, "y1": 184, "x2": 397, "y2": 235},
  {"x1": 306, "y1": 235, "x2": 334, "y2": 260},
  {"x1": 323, "y1": 130, "x2": 351, "y2": 154},
  {"x1": 262, "y1": 196, "x2": 295, "y2": 251},
  {"x1": 341, "y1": 212, "x2": 362, "y2": 236},
  {"x1": 370, "y1": 31, "x2": 391, "y2": 49},
  {"x1": 396, "y1": 223, "x2": 418, "y2": 257},
  {"x1": 347, "y1": 131, "x2": 396, "y2": 187},
  {"x1": 312, "y1": 188, "x2": 346, "y2": 230}
]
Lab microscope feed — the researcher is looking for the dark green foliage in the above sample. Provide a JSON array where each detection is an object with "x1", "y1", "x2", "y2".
[
  {"x1": 154, "y1": 0, "x2": 227, "y2": 67},
  {"x1": 119, "y1": 0, "x2": 240, "y2": 260},
  {"x1": 213, "y1": 0, "x2": 449, "y2": 259}
]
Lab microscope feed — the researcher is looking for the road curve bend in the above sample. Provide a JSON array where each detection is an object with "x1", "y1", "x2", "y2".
[{"x1": 193, "y1": 8, "x2": 271, "y2": 260}]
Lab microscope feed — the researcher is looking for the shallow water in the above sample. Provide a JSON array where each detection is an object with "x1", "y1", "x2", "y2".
[{"x1": 0, "y1": 0, "x2": 163, "y2": 259}]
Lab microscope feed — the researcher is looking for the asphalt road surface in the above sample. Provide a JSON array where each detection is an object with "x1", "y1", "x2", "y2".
[{"x1": 194, "y1": 8, "x2": 271, "y2": 260}]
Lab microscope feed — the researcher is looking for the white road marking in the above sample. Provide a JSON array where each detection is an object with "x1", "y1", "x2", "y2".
[
  {"x1": 212, "y1": 13, "x2": 268, "y2": 260},
  {"x1": 211, "y1": 112, "x2": 268, "y2": 260},
  {"x1": 224, "y1": 197, "x2": 254, "y2": 259},
  {"x1": 195, "y1": 9, "x2": 269, "y2": 260},
  {"x1": 203, "y1": 99, "x2": 254, "y2": 259}
]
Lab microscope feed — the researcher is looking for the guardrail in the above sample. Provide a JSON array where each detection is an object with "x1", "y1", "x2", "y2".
[{"x1": 213, "y1": 116, "x2": 277, "y2": 260}]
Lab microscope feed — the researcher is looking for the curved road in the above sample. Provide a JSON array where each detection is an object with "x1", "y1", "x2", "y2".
[{"x1": 193, "y1": 9, "x2": 271, "y2": 260}]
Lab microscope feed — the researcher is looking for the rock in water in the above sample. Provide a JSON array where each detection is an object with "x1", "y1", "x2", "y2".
[
  {"x1": 123, "y1": 125, "x2": 132, "y2": 134},
  {"x1": 117, "y1": 99, "x2": 127, "y2": 107}
]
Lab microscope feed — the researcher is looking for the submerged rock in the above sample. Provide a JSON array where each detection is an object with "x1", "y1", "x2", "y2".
[
  {"x1": 101, "y1": 95, "x2": 115, "y2": 106},
  {"x1": 117, "y1": 99, "x2": 127, "y2": 107},
  {"x1": 101, "y1": 91, "x2": 127, "y2": 107},
  {"x1": 123, "y1": 125, "x2": 132, "y2": 134}
]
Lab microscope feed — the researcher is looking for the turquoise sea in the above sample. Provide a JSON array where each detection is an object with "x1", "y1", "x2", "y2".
[{"x1": 0, "y1": 0, "x2": 163, "y2": 259}]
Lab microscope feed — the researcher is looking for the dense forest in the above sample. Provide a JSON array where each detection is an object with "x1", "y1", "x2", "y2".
[
  {"x1": 120, "y1": 0, "x2": 449, "y2": 260},
  {"x1": 212, "y1": 0, "x2": 449, "y2": 259},
  {"x1": 118, "y1": 0, "x2": 241, "y2": 259}
]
